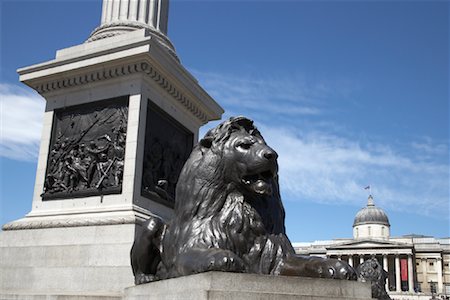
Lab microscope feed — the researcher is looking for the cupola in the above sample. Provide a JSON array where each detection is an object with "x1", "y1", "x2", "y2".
[{"x1": 353, "y1": 195, "x2": 390, "y2": 240}]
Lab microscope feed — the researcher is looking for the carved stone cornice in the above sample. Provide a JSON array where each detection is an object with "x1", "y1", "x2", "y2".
[
  {"x1": 33, "y1": 61, "x2": 209, "y2": 124},
  {"x1": 2, "y1": 215, "x2": 137, "y2": 230}
]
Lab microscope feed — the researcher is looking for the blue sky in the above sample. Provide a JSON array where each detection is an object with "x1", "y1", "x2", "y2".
[{"x1": 0, "y1": 0, "x2": 448, "y2": 242}]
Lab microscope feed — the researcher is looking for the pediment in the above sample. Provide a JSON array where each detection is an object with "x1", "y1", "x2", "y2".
[{"x1": 327, "y1": 239, "x2": 411, "y2": 250}]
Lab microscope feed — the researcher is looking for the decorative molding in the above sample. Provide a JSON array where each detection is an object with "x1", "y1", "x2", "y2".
[
  {"x1": 34, "y1": 62, "x2": 209, "y2": 124},
  {"x1": 2, "y1": 215, "x2": 137, "y2": 231},
  {"x1": 86, "y1": 22, "x2": 178, "y2": 60}
]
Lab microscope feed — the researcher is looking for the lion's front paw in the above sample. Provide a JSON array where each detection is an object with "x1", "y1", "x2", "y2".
[
  {"x1": 204, "y1": 249, "x2": 246, "y2": 273},
  {"x1": 317, "y1": 259, "x2": 356, "y2": 280},
  {"x1": 177, "y1": 248, "x2": 246, "y2": 275}
]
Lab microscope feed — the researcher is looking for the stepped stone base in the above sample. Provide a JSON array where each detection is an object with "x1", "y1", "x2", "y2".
[
  {"x1": 124, "y1": 271, "x2": 374, "y2": 300},
  {"x1": 0, "y1": 293, "x2": 121, "y2": 300},
  {"x1": 0, "y1": 223, "x2": 136, "y2": 298}
]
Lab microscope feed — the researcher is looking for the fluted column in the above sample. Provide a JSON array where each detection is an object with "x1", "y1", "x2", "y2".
[
  {"x1": 128, "y1": 0, "x2": 138, "y2": 21},
  {"x1": 119, "y1": 0, "x2": 129, "y2": 20},
  {"x1": 437, "y1": 257, "x2": 443, "y2": 293},
  {"x1": 98, "y1": 0, "x2": 169, "y2": 32},
  {"x1": 101, "y1": 0, "x2": 108, "y2": 23},
  {"x1": 147, "y1": 0, "x2": 156, "y2": 27},
  {"x1": 407, "y1": 254, "x2": 414, "y2": 293},
  {"x1": 104, "y1": 0, "x2": 113, "y2": 23},
  {"x1": 395, "y1": 255, "x2": 401, "y2": 292},
  {"x1": 383, "y1": 254, "x2": 389, "y2": 292},
  {"x1": 111, "y1": 0, "x2": 120, "y2": 21},
  {"x1": 421, "y1": 258, "x2": 428, "y2": 292}
]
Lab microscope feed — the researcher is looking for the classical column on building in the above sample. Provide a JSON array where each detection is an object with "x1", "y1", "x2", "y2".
[
  {"x1": 436, "y1": 257, "x2": 443, "y2": 293},
  {"x1": 348, "y1": 255, "x2": 353, "y2": 267},
  {"x1": 337, "y1": 255, "x2": 342, "y2": 261},
  {"x1": 421, "y1": 258, "x2": 428, "y2": 292},
  {"x1": 87, "y1": 0, "x2": 175, "y2": 56},
  {"x1": 407, "y1": 254, "x2": 414, "y2": 293},
  {"x1": 383, "y1": 254, "x2": 389, "y2": 292},
  {"x1": 360, "y1": 255, "x2": 364, "y2": 264},
  {"x1": 395, "y1": 255, "x2": 401, "y2": 292}
]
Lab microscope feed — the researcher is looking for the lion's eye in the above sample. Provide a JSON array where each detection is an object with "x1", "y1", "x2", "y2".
[{"x1": 237, "y1": 141, "x2": 252, "y2": 150}]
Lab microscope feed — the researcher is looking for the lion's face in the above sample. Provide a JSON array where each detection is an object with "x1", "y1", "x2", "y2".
[{"x1": 221, "y1": 129, "x2": 278, "y2": 196}]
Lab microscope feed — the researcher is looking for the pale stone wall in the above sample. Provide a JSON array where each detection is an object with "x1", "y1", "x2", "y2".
[{"x1": 353, "y1": 223, "x2": 390, "y2": 240}]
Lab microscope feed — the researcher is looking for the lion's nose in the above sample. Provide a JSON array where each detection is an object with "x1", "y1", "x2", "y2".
[{"x1": 262, "y1": 149, "x2": 278, "y2": 160}]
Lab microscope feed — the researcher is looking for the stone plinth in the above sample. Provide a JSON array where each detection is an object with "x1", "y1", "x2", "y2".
[
  {"x1": 123, "y1": 272, "x2": 374, "y2": 300},
  {"x1": 0, "y1": 224, "x2": 133, "y2": 298}
]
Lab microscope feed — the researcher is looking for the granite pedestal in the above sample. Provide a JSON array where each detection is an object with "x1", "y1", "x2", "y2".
[{"x1": 124, "y1": 272, "x2": 374, "y2": 300}]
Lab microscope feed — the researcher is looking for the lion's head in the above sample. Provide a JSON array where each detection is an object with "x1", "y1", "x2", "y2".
[{"x1": 173, "y1": 116, "x2": 285, "y2": 232}]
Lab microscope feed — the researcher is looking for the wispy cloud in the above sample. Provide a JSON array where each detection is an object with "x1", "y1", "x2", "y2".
[
  {"x1": 195, "y1": 70, "x2": 449, "y2": 219},
  {"x1": 193, "y1": 70, "x2": 329, "y2": 118},
  {"x1": 0, "y1": 83, "x2": 45, "y2": 161}
]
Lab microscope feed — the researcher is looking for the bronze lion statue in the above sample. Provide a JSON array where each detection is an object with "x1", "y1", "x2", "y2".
[{"x1": 131, "y1": 116, "x2": 356, "y2": 284}]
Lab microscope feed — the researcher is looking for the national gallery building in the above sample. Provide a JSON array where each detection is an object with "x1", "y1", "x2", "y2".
[{"x1": 293, "y1": 196, "x2": 450, "y2": 300}]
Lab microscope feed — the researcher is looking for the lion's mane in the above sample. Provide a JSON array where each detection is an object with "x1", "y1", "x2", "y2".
[{"x1": 161, "y1": 116, "x2": 295, "y2": 277}]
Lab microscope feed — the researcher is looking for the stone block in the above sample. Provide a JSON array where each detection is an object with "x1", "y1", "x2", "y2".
[
  {"x1": 123, "y1": 271, "x2": 374, "y2": 300},
  {"x1": 0, "y1": 224, "x2": 135, "y2": 296}
]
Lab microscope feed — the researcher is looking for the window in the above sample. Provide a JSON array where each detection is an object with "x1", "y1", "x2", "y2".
[
  {"x1": 429, "y1": 262, "x2": 434, "y2": 266},
  {"x1": 430, "y1": 282, "x2": 437, "y2": 294}
]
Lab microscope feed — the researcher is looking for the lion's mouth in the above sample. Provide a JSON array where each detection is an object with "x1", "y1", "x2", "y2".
[{"x1": 242, "y1": 170, "x2": 274, "y2": 195}]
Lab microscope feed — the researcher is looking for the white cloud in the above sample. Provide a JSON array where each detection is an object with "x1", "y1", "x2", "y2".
[
  {"x1": 0, "y1": 83, "x2": 45, "y2": 161},
  {"x1": 195, "y1": 70, "x2": 449, "y2": 219},
  {"x1": 259, "y1": 124, "x2": 449, "y2": 219},
  {"x1": 193, "y1": 70, "x2": 326, "y2": 118}
]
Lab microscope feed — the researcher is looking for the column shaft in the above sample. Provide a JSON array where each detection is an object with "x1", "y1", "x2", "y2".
[
  {"x1": 119, "y1": 0, "x2": 129, "y2": 20},
  {"x1": 101, "y1": 0, "x2": 108, "y2": 23},
  {"x1": 111, "y1": 0, "x2": 120, "y2": 21},
  {"x1": 129, "y1": 0, "x2": 138, "y2": 21},
  {"x1": 421, "y1": 259, "x2": 427, "y2": 292},
  {"x1": 407, "y1": 255, "x2": 414, "y2": 293},
  {"x1": 138, "y1": 0, "x2": 148, "y2": 23},
  {"x1": 147, "y1": 0, "x2": 156, "y2": 27},
  {"x1": 383, "y1": 255, "x2": 389, "y2": 292},
  {"x1": 348, "y1": 255, "x2": 353, "y2": 267},
  {"x1": 360, "y1": 255, "x2": 364, "y2": 264},
  {"x1": 105, "y1": 0, "x2": 113, "y2": 23},
  {"x1": 395, "y1": 255, "x2": 401, "y2": 292},
  {"x1": 437, "y1": 258, "x2": 443, "y2": 294}
]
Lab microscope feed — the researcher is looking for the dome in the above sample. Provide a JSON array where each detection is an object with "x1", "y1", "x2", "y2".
[{"x1": 353, "y1": 196, "x2": 390, "y2": 227}]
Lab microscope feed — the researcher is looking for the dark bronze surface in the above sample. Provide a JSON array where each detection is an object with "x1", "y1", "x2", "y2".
[
  {"x1": 131, "y1": 116, "x2": 356, "y2": 284},
  {"x1": 141, "y1": 101, "x2": 193, "y2": 208},
  {"x1": 356, "y1": 258, "x2": 392, "y2": 300},
  {"x1": 42, "y1": 97, "x2": 128, "y2": 200}
]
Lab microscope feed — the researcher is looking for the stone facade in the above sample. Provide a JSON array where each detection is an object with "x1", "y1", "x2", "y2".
[{"x1": 293, "y1": 197, "x2": 450, "y2": 300}]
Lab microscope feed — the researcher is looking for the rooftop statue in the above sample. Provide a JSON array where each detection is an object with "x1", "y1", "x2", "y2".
[{"x1": 131, "y1": 116, "x2": 356, "y2": 283}]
